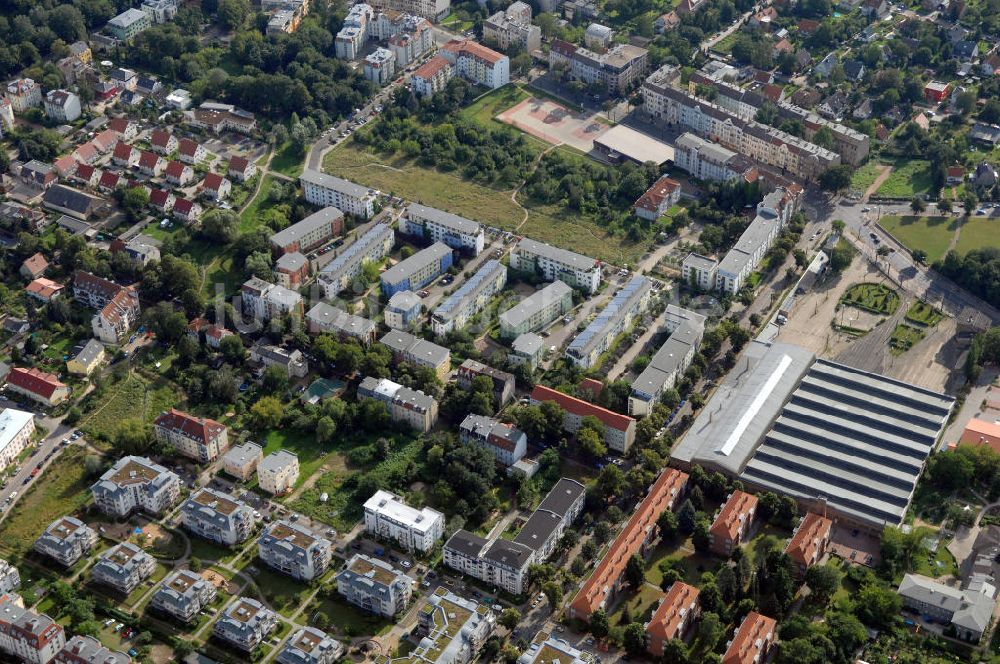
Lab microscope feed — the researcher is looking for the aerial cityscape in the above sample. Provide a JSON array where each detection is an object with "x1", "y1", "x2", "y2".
[{"x1": 0, "y1": 0, "x2": 1000, "y2": 662}]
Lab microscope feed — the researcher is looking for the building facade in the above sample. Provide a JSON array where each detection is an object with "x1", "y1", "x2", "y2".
[
  {"x1": 363, "y1": 489, "x2": 444, "y2": 553},
  {"x1": 91, "y1": 455, "x2": 181, "y2": 517},
  {"x1": 300, "y1": 170, "x2": 377, "y2": 218},
  {"x1": 499, "y1": 280, "x2": 573, "y2": 339},
  {"x1": 91, "y1": 542, "x2": 156, "y2": 594},
  {"x1": 258, "y1": 520, "x2": 333, "y2": 581},
  {"x1": 510, "y1": 238, "x2": 601, "y2": 294},
  {"x1": 336, "y1": 554, "x2": 413, "y2": 617},
  {"x1": 181, "y1": 488, "x2": 257, "y2": 546},
  {"x1": 154, "y1": 409, "x2": 229, "y2": 463}
]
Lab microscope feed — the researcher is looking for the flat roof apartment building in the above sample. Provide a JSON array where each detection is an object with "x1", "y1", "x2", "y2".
[
  {"x1": 549, "y1": 39, "x2": 649, "y2": 95},
  {"x1": 318, "y1": 223, "x2": 395, "y2": 298},
  {"x1": 567, "y1": 275, "x2": 652, "y2": 369},
  {"x1": 380, "y1": 330, "x2": 451, "y2": 379},
  {"x1": 374, "y1": 588, "x2": 495, "y2": 664},
  {"x1": 358, "y1": 376, "x2": 439, "y2": 433},
  {"x1": 363, "y1": 489, "x2": 444, "y2": 553},
  {"x1": 431, "y1": 260, "x2": 507, "y2": 335},
  {"x1": 629, "y1": 305, "x2": 705, "y2": 416},
  {"x1": 259, "y1": 520, "x2": 333, "y2": 581},
  {"x1": 213, "y1": 597, "x2": 278, "y2": 652},
  {"x1": 182, "y1": 488, "x2": 257, "y2": 546},
  {"x1": 510, "y1": 238, "x2": 601, "y2": 294},
  {"x1": 306, "y1": 303, "x2": 378, "y2": 345},
  {"x1": 258, "y1": 450, "x2": 300, "y2": 495},
  {"x1": 518, "y1": 633, "x2": 587, "y2": 664},
  {"x1": 715, "y1": 188, "x2": 797, "y2": 294},
  {"x1": 270, "y1": 207, "x2": 344, "y2": 255},
  {"x1": 499, "y1": 280, "x2": 573, "y2": 339},
  {"x1": 91, "y1": 455, "x2": 181, "y2": 517},
  {"x1": 402, "y1": 204, "x2": 485, "y2": 255},
  {"x1": 336, "y1": 554, "x2": 413, "y2": 617},
  {"x1": 300, "y1": 170, "x2": 377, "y2": 218},
  {"x1": 368, "y1": 0, "x2": 451, "y2": 20},
  {"x1": 681, "y1": 252, "x2": 719, "y2": 291},
  {"x1": 381, "y1": 242, "x2": 454, "y2": 297},
  {"x1": 277, "y1": 627, "x2": 344, "y2": 664},
  {"x1": 154, "y1": 408, "x2": 229, "y2": 463},
  {"x1": 530, "y1": 384, "x2": 637, "y2": 453},
  {"x1": 33, "y1": 517, "x2": 98, "y2": 567},
  {"x1": 150, "y1": 570, "x2": 217, "y2": 623},
  {"x1": 241, "y1": 277, "x2": 303, "y2": 322},
  {"x1": 484, "y1": 2, "x2": 541, "y2": 53},
  {"x1": 222, "y1": 442, "x2": 263, "y2": 482},
  {"x1": 91, "y1": 542, "x2": 156, "y2": 594}
]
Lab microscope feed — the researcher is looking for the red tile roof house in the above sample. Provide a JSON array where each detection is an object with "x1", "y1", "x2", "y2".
[
  {"x1": 164, "y1": 160, "x2": 194, "y2": 187},
  {"x1": 172, "y1": 198, "x2": 202, "y2": 223},
  {"x1": 722, "y1": 612, "x2": 776, "y2": 664},
  {"x1": 177, "y1": 138, "x2": 207, "y2": 165},
  {"x1": 709, "y1": 490, "x2": 758, "y2": 557},
  {"x1": 206, "y1": 325, "x2": 234, "y2": 349},
  {"x1": 112, "y1": 142, "x2": 139, "y2": 168},
  {"x1": 149, "y1": 188, "x2": 176, "y2": 213},
  {"x1": 569, "y1": 468, "x2": 689, "y2": 623},
  {"x1": 200, "y1": 172, "x2": 231, "y2": 201},
  {"x1": 5, "y1": 367, "x2": 70, "y2": 406},
  {"x1": 924, "y1": 80, "x2": 951, "y2": 104},
  {"x1": 785, "y1": 512, "x2": 834, "y2": 578},
  {"x1": 530, "y1": 384, "x2": 637, "y2": 453},
  {"x1": 20, "y1": 252, "x2": 49, "y2": 279},
  {"x1": 138, "y1": 151, "x2": 165, "y2": 177},
  {"x1": 93, "y1": 288, "x2": 141, "y2": 343},
  {"x1": 98, "y1": 171, "x2": 123, "y2": 194},
  {"x1": 153, "y1": 408, "x2": 229, "y2": 462},
  {"x1": 107, "y1": 117, "x2": 138, "y2": 141},
  {"x1": 634, "y1": 176, "x2": 681, "y2": 221},
  {"x1": 946, "y1": 165, "x2": 966, "y2": 185},
  {"x1": 645, "y1": 582, "x2": 700, "y2": 656},
  {"x1": 72, "y1": 164, "x2": 100, "y2": 188},
  {"x1": 72, "y1": 142, "x2": 100, "y2": 165},
  {"x1": 92, "y1": 129, "x2": 121, "y2": 153},
  {"x1": 26, "y1": 277, "x2": 65, "y2": 303},
  {"x1": 228, "y1": 155, "x2": 257, "y2": 182},
  {"x1": 53, "y1": 155, "x2": 78, "y2": 178},
  {"x1": 149, "y1": 129, "x2": 178, "y2": 155}
]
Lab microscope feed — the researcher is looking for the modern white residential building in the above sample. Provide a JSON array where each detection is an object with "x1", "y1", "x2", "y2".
[
  {"x1": 510, "y1": 238, "x2": 601, "y2": 294},
  {"x1": 567, "y1": 275, "x2": 652, "y2": 369},
  {"x1": 681, "y1": 253, "x2": 719, "y2": 291},
  {"x1": 381, "y1": 589, "x2": 496, "y2": 664},
  {"x1": 154, "y1": 408, "x2": 229, "y2": 463},
  {"x1": 33, "y1": 517, "x2": 98, "y2": 567},
  {"x1": 318, "y1": 224, "x2": 395, "y2": 298},
  {"x1": 91, "y1": 542, "x2": 156, "y2": 594},
  {"x1": 402, "y1": 204, "x2": 485, "y2": 255},
  {"x1": 241, "y1": 277, "x2": 304, "y2": 322},
  {"x1": 518, "y1": 633, "x2": 587, "y2": 664},
  {"x1": 181, "y1": 488, "x2": 257, "y2": 546},
  {"x1": 336, "y1": 554, "x2": 413, "y2": 617},
  {"x1": 0, "y1": 594, "x2": 66, "y2": 664},
  {"x1": 358, "y1": 377, "x2": 439, "y2": 432},
  {"x1": 385, "y1": 290, "x2": 423, "y2": 330},
  {"x1": 628, "y1": 306, "x2": 705, "y2": 416},
  {"x1": 0, "y1": 560, "x2": 19, "y2": 595},
  {"x1": 270, "y1": 207, "x2": 344, "y2": 255},
  {"x1": 439, "y1": 39, "x2": 510, "y2": 90},
  {"x1": 55, "y1": 635, "x2": 130, "y2": 664},
  {"x1": 336, "y1": 3, "x2": 374, "y2": 59},
  {"x1": 549, "y1": 39, "x2": 649, "y2": 95},
  {"x1": 150, "y1": 569, "x2": 218, "y2": 623},
  {"x1": 363, "y1": 490, "x2": 444, "y2": 553},
  {"x1": 258, "y1": 520, "x2": 333, "y2": 581},
  {"x1": 0, "y1": 409, "x2": 33, "y2": 473},
  {"x1": 499, "y1": 280, "x2": 573, "y2": 338},
  {"x1": 277, "y1": 627, "x2": 344, "y2": 664},
  {"x1": 258, "y1": 450, "x2": 300, "y2": 495},
  {"x1": 364, "y1": 48, "x2": 397, "y2": 85},
  {"x1": 43, "y1": 90, "x2": 81, "y2": 123},
  {"x1": 213, "y1": 597, "x2": 278, "y2": 652},
  {"x1": 380, "y1": 242, "x2": 453, "y2": 297},
  {"x1": 431, "y1": 260, "x2": 507, "y2": 336},
  {"x1": 91, "y1": 455, "x2": 181, "y2": 517},
  {"x1": 715, "y1": 188, "x2": 798, "y2": 294},
  {"x1": 222, "y1": 442, "x2": 263, "y2": 482},
  {"x1": 459, "y1": 414, "x2": 527, "y2": 467},
  {"x1": 306, "y1": 303, "x2": 378, "y2": 345},
  {"x1": 300, "y1": 170, "x2": 377, "y2": 218},
  {"x1": 484, "y1": 1, "x2": 540, "y2": 53}
]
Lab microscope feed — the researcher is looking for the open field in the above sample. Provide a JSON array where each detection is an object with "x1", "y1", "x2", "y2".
[
  {"x1": 239, "y1": 174, "x2": 277, "y2": 232},
  {"x1": 262, "y1": 429, "x2": 330, "y2": 489},
  {"x1": 874, "y1": 160, "x2": 933, "y2": 198},
  {"x1": 270, "y1": 142, "x2": 304, "y2": 178},
  {"x1": 0, "y1": 446, "x2": 91, "y2": 557},
  {"x1": 81, "y1": 374, "x2": 180, "y2": 442},
  {"x1": 850, "y1": 161, "x2": 884, "y2": 192},
  {"x1": 878, "y1": 215, "x2": 957, "y2": 264},
  {"x1": 841, "y1": 282, "x2": 900, "y2": 315},
  {"x1": 955, "y1": 215, "x2": 1000, "y2": 256}
]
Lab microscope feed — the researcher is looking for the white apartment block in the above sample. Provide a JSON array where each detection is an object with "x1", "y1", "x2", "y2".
[
  {"x1": 364, "y1": 48, "x2": 397, "y2": 86},
  {"x1": 336, "y1": 554, "x2": 413, "y2": 617},
  {"x1": 33, "y1": 517, "x2": 98, "y2": 567},
  {"x1": 213, "y1": 597, "x2": 278, "y2": 652},
  {"x1": 0, "y1": 594, "x2": 66, "y2": 664},
  {"x1": 567, "y1": 275, "x2": 652, "y2": 369},
  {"x1": 410, "y1": 589, "x2": 496, "y2": 664},
  {"x1": 0, "y1": 409, "x2": 33, "y2": 473},
  {"x1": 5, "y1": 79, "x2": 41, "y2": 113},
  {"x1": 91, "y1": 455, "x2": 181, "y2": 517},
  {"x1": 91, "y1": 542, "x2": 156, "y2": 594},
  {"x1": 0, "y1": 560, "x2": 19, "y2": 595},
  {"x1": 153, "y1": 408, "x2": 229, "y2": 463},
  {"x1": 431, "y1": 260, "x2": 507, "y2": 336},
  {"x1": 241, "y1": 277, "x2": 303, "y2": 322},
  {"x1": 459, "y1": 414, "x2": 527, "y2": 467},
  {"x1": 673, "y1": 132, "x2": 751, "y2": 183},
  {"x1": 306, "y1": 303, "x2": 378, "y2": 345},
  {"x1": 357, "y1": 376, "x2": 439, "y2": 432},
  {"x1": 681, "y1": 252, "x2": 719, "y2": 291},
  {"x1": 277, "y1": 628, "x2": 344, "y2": 664},
  {"x1": 368, "y1": 0, "x2": 451, "y2": 21},
  {"x1": 150, "y1": 569, "x2": 218, "y2": 623},
  {"x1": 258, "y1": 520, "x2": 333, "y2": 581},
  {"x1": 484, "y1": 1, "x2": 541, "y2": 53},
  {"x1": 411, "y1": 56, "x2": 454, "y2": 97},
  {"x1": 439, "y1": 39, "x2": 510, "y2": 90},
  {"x1": 336, "y1": 3, "x2": 373, "y2": 59},
  {"x1": 181, "y1": 488, "x2": 257, "y2": 546},
  {"x1": 258, "y1": 450, "x2": 300, "y2": 495},
  {"x1": 715, "y1": 187, "x2": 799, "y2": 294},
  {"x1": 384, "y1": 16, "x2": 434, "y2": 67},
  {"x1": 270, "y1": 206, "x2": 344, "y2": 255},
  {"x1": 363, "y1": 489, "x2": 444, "y2": 553},
  {"x1": 222, "y1": 442, "x2": 263, "y2": 482},
  {"x1": 510, "y1": 238, "x2": 601, "y2": 294},
  {"x1": 549, "y1": 40, "x2": 649, "y2": 95},
  {"x1": 300, "y1": 170, "x2": 377, "y2": 218},
  {"x1": 317, "y1": 223, "x2": 395, "y2": 298},
  {"x1": 628, "y1": 305, "x2": 705, "y2": 416},
  {"x1": 402, "y1": 203, "x2": 485, "y2": 255},
  {"x1": 499, "y1": 280, "x2": 573, "y2": 338},
  {"x1": 250, "y1": 344, "x2": 310, "y2": 378}
]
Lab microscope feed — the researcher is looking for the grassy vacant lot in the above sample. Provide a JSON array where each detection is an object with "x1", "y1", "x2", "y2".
[
  {"x1": 270, "y1": 142, "x2": 305, "y2": 178},
  {"x1": 0, "y1": 446, "x2": 91, "y2": 557},
  {"x1": 875, "y1": 160, "x2": 933, "y2": 198},
  {"x1": 905, "y1": 301, "x2": 944, "y2": 327},
  {"x1": 955, "y1": 216, "x2": 1000, "y2": 256},
  {"x1": 81, "y1": 374, "x2": 179, "y2": 442},
  {"x1": 239, "y1": 174, "x2": 276, "y2": 232},
  {"x1": 850, "y1": 161, "x2": 884, "y2": 192},
  {"x1": 459, "y1": 85, "x2": 532, "y2": 127},
  {"x1": 262, "y1": 429, "x2": 330, "y2": 490},
  {"x1": 889, "y1": 323, "x2": 925, "y2": 354},
  {"x1": 841, "y1": 282, "x2": 900, "y2": 315},
  {"x1": 879, "y1": 215, "x2": 956, "y2": 264}
]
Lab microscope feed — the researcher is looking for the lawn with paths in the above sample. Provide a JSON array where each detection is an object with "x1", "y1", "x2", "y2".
[
  {"x1": 905, "y1": 301, "x2": 944, "y2": 327},
  {"x1": 841, "y1": 282, "x2": 900, "y2": 315},
  {"x1": 889, "y1": 323, "x2": 925, "y2": 354}
]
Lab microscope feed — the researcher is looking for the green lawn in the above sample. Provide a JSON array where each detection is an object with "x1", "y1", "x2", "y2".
[
  {"x1": 841, "y1": 282, "x2": 900, "y2": 315},
  {"x1": 261, "y1": 429, "x2": 332, "y2": 490},
  {"x1": 239, "y1": 174, "x2": 276, "y2": 232},
  {"x1": 955, "y1": 216, "x2": 1000, "y2": 256},
  {"x1": 187, "y1": 537, "x2": 237, "y2": 563},
  {"x1": 310, "y1": 594, "x2": 392, "y2": 638},
  {"x1": 80, "y1": 374, "x2": 180, "y2": 442},
  {"x1": 878, "y1": 215, "x2": 956, "y2": 264},
  {"x1": 241, "y1": 562, "x2": 313, "y2": 617},
  {"x1": 889, "y1": 323, "x2": 925, "y2": 354},
  {"x1": 0, "y1": 446, "x2": 91, "y2": 557},
  {"x1": 850, "y1": 161, "x2": 884, "y2": 192},
  {"x1": 459, "y1": 85, "x2": 532, "y2": 127},
  {"x1": 905, "y1": 301, "x2": 944, "y2": 327},
  {"x1": 270, "y1": 142, "x2": 305, "y2": 178},
  {"x1": 875, "y1": 160, "x2": 933, "y2": 198}
]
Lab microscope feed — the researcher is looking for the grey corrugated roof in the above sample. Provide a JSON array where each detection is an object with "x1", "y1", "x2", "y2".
[
  {"x1": 499, "y1": 280, "x2": 573, "y2": 330},
  {"x1": 381, "y1": 242, "x2": 452, "y2": 286},
  {"x1": 300, "y1": 169, "x2": 371, "y2": 199}
]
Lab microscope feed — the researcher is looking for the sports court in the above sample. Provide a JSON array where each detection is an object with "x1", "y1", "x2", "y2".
[{"x1": 496, "y1": 97, "x2": 610, "y2": 152}]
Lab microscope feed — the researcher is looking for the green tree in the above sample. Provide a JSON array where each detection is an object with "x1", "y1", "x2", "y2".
[
  {"x1": 698, "y1": 612, "x2": 723, "y2": 650},
  {"x1": 692, "y1": 518, "x2": 711, "y2": 553},
  {"x1": 937, "y1": 197, "x2": 953, "y2": 214},
  {"x1": 623, "y1": 623, "x2": 646, "y2": 657},
  {"x1": 657, "y1": 509, "x2": 678, "y2": 540},
  {"x1": 121, "y1": 186, "x2": 150, "y2": 223},
  {"x1": 219, "y1": 334, "x2": 245, "y2": 363},
  {"x1": 597, "y1": 464, "x2": 626, "y2": 499},
  {"x1": 262, "y1": 364, "x2": 289, "y2": 395},
  {"x1": 250, "y1": 396, "x2": 283, "y2": 429},
  {"x1": 910, "y1": 196, "x2": 926, "y2": 214},
  {"x1": 202, "y1": 209, "x2": 240, "y2": 243},
  {"x1": 804, "y1": 564, "x2": 841, "y2": 602},
  {"x1": 541, "y1": 581, "x2": 562, "y2": 607},
  {"x1": 217, "y1": 0, "x2": 250, "y2": 29},
  {"x1": 625, "y1": 554, "x2": 645, "y2": 588},
  {"x1": 855, "y1": 580, "x2": 901, "y2": 628},
  {"x1": 499, "y1": 608, "x2": 521, "y2": 630},
  {"x1": 818, "y1": 165, "x2": 853, "y2": 192},
  {"x1": 114, "y1": 419, "x2": 155, "y2": 455},
  {"x1": 661, "y1": 639, "x2": 688, "y2": 664},
  {"x1": 590, "y1": 608, "x2": 609, "y2": 639}
]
